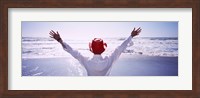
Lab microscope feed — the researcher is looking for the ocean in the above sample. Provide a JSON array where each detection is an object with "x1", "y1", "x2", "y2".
[
  {"x1": 22, "y1": 37, "x2": 178, "y2": 76},
  {"x1": 22, "y1": 37, "x2": 178, "y2": 59}
]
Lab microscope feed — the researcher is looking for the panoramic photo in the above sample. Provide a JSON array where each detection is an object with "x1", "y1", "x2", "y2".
[{"x1": 22, "y1": 21, "x2": 178, "y2": 76}]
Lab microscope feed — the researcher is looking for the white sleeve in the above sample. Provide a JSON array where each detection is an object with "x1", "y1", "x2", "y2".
[
  {"x1": 61, "y1": 42, "x2": 88, "y2": 65},
  {"x1": 108, "y1": 36, "x2": 133, "y2": 63}
]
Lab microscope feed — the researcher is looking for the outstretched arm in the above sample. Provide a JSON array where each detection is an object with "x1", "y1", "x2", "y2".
[
  {"x1": 108, "y1": 27, "x2": 142, "y2": 63},
  {"x1": 49, "y1": 30, "x2": 88, "y2": 65}
]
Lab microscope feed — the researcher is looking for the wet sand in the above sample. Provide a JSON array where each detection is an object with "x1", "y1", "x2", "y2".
[{"x1": 22, "y1": 54, "x2": 178, "y2": 76}]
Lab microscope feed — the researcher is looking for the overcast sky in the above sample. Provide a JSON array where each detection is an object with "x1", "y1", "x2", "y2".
[{"x1": 22, "y1": 21, "x2": 178, "y2": 39}]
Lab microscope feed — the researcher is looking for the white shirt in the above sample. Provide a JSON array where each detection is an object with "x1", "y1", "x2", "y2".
[{"x1": 62, "y1": 36, "x2": 133, "y2": 76}]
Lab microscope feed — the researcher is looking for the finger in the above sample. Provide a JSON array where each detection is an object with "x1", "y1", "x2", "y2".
[
  {"x1": 137, "y1": 29, "x2": 142, "y2": 34},
  {"x1": 50, "y1": 30, "x2": 54, "y2": 34},
  {"x1": 49, "y1": 36, "x2": 53, "y2": 38},
  {"x1": 49, "y1": 32, "x2": 54, "y2": 36},
  {"x1": 136, "y1": 27, "x2": 141, "y2": 31},
  {"x1": 137, "y1": 27, "x2": 141, "y2": 31},
  {"x1": 133, "y1": 28, "x2": 135, "y2": 31},
  {"x1": 137, "y1": 28, "x2": 142, "y2": 32},
  {"x1": 139, "y1": 29, "x2": 142, "y2": 32},
  {"x1": 49, "y1": 31, "x2": 53, "y2": 34},
  {"x1": 49, "y1": 32, "x2": 53, "y2": 36},
  {"x1": 51, "y1": 30, "x2": 56, "y2": 34},
  {"x1": 51, "y1": 30, "x2": 55, "y2": 33},
  {"x1": 137, "y1": 29, "x2": 141, "y2": 33},
  {"x1": 56, "y1": 31, "x2": 59, "y2": 35}
]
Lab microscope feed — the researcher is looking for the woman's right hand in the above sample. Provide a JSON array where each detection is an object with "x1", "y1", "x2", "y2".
[{"x1": 49, "y1": 30, "x2": 62, "y2": 42}]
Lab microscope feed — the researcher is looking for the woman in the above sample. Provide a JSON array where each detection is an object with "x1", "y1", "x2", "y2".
[{"x1": 49, "y1": 27, "x2": 141, "y2": 76}]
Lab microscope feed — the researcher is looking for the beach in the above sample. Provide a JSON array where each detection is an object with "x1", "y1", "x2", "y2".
[
  {"x1": 22, "y1": 37, "x2": 178, "y2": 76},
  {"x1": 22, "y1": 54, "x2": 178, "y2": 76}
]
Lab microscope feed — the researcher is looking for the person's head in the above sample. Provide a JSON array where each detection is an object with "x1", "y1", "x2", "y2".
[{"x1": 89, "y1": 38, "x2": 107, "y2": 55}]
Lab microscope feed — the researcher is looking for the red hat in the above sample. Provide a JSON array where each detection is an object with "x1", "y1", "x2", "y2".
[{"x1": 89, "y1": 38, "x2": 107, "y2": 54}]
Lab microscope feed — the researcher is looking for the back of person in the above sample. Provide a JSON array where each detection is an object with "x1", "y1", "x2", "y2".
[{"x1": 83, "y1": 55, "x2": 112, "y2": 76}]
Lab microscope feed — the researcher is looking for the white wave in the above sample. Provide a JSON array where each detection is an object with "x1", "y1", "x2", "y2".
[
  {"x1": 32, "y1": 72, "x2": 43, "y2": 76},
  {"x1": 22, "y1": 37, "x2": 178, "y2": 58},
  {"x1": 30, "y1": 66, "x2": 39, "y2": 72}
]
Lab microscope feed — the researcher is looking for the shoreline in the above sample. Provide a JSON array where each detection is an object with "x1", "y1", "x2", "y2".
[{"x1": 22, "y1": 53, "x2": 178, "y2": 59}]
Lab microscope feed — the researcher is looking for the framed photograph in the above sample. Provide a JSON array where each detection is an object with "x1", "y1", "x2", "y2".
[{"x1": 0, "y1": 0, "x2": 199, "y2": 98}]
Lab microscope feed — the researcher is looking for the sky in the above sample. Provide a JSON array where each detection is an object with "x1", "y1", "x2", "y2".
[{"x1": 22, "y1": 21, "x2": 178, "y2": 40}]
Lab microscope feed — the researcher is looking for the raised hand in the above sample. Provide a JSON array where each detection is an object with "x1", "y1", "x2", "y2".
[
  {"x1": 49, "y1": 30, "x2": 62, "y2": 42},
  {"x1": 131, "y1": 27, "x2": 142, "y2": 37}
]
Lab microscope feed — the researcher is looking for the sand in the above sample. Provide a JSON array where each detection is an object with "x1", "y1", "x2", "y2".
[{"x1": 22, "y1": 54, "x2": 178, "y2": 76}]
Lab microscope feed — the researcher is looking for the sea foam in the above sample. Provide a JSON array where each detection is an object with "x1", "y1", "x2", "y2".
[{"x1": 22, "y1": 37, "x2": 178, "y2": 58}]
